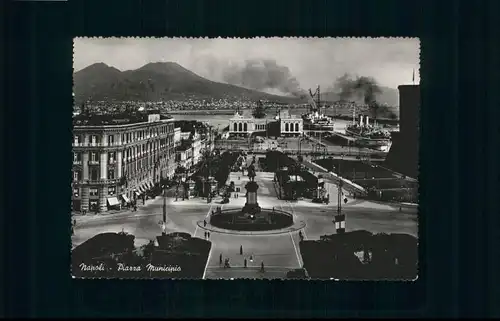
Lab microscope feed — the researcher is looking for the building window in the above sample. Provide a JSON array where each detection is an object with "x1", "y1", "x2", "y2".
[
  {"x1": 74, "y1": 135, "x2": 81, "y2": 144},
  {"x1": 90, "y1": 188, "x2": 98, "y2": 196},
  {"x1": 295, "y1": 123, "x2": 299, "y2": 132},
  {"x1": 108, "y1": 152, "x2": 116, "y2": 164},
  {"x1": 108, "y1": 135, "x2": 114, "y2": 145},
  {"x1": 108, "y1": 169, "x2": 115, "y2": 180},
  {"x1": 90, "y1": 168, "x2": 99, "y2": 181},
  {"x1": 73, "y1": 152, "x2": 81, "y2": 163},
  {"x1": 91, "y1": 152, "x2": 98, "y2": 162},
  {"x1": 238, "y1": 123, "x2": 242, "y2": 131},
  {"x1": 73, "y1": 170, "x2": 81, "y2": 181},
  {"x1": 91, "y1": 135, "x2": 98, "y2": 144},
  {"x1": 73, "y1": 188, "x2": 79, "y2": 197},
  {"x1": 244, "y1": 123, "x2": 248, "y2": 132},
  {"x1": 285, "y1": 123, "x2": 289, "y2": 131},
  {"x1": 108, "y1": 186, "x2": 116, "y2": 195}
]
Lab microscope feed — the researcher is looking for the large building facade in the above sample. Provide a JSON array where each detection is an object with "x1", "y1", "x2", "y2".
[
  {"x1": 229, "y1": 111, "x2": 269, "y2": 136},
  {"x1": 278, "y1": 110, "x2": 303, "y2": 137},
  {"x1": 72, "y1": 113, "x2": 175, "y2": 213}
]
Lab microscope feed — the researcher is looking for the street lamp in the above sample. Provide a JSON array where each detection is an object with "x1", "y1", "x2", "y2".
[
  {"x1": 161, "y1": 173, "x2": 167, "y2": 235},
  {"x1": 335, "y1": 154, "x2": 346, "y2": 234}
]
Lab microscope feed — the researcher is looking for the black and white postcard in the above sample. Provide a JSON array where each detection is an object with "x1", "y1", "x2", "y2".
[{"x1": 71, "y1": 37, "x2": 419, "y2": 280}]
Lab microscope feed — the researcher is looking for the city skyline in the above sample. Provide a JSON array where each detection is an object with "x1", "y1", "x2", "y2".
[{"x1": 74, "y1": 37, "x2": 420, "y2": 92}]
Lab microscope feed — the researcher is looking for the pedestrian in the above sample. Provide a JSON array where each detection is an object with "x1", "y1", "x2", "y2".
[
  {"x1": 207, "y1": 231, "x2": 210, "y2": 239},
  {"x1": 71, "y1": 227, "x2": 74, "y2": 236},
  {"x1": 204, "y1": 220, "x2": 207, "y2": 227},
  {"x1": 73, "y1": 219, "x2": 76, "y2": 226},
  {"x1": 244, "y1": 258, "x2": 247, "y2": 268},
  {"x1": 260, "y1": 261, "x2": 265, "y2": 272},
  {"x1": 204, "y1": 231, "x2": 207, "y2": 239},
  {"x1": 219, "y1": 253, "x2": 223, "y2": 265},
  {"x1": 240, "y1": 245, "x2": 243, "y2": 255}
]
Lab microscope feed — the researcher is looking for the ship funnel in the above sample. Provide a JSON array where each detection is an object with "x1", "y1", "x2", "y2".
[
  {"x1": 359, "y1": 115, "x2": 364, "y2": 126},
  {"x1": 365, "y1": 116, "x2": 370, "y2": 126}
]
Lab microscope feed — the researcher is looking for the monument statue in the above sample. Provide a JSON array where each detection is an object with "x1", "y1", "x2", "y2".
[
  {"x1": 247, "y1": 164, "x2": 256, "y2": 182},
  {"x1": 242, "y1": 164, "x2": 261, "y2": 216}
]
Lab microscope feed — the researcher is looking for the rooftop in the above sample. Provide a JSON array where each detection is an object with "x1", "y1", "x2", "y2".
[{"x1": 73, "y1": 111, "x2": 173, "y2": 127}]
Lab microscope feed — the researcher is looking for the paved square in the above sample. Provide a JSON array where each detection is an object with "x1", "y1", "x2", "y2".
[{"x1": 73, "y1": 167, "x2": 417, "y2": 279}]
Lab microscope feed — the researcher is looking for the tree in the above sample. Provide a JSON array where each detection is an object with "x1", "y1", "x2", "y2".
[
  {"x1": 252, "y1": 100, "x2": 266, "y2": 119},
  {"x1": 369, "y1": 102, "x2": 380, "y2": 124}
]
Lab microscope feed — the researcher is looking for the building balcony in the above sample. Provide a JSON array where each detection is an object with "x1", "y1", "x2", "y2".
[
  {"x1": 88, "y1": 160, "x2": 100, "y2": 165},
  {"x1": 76, "y1": 178, "x2": 121, "y2": 185},
  {"x1": 72, "y1": 142, "x2": 124, "y2": 148},
  {"x1": 73, "y1": 160, "x2": 82, "y2": 165}
]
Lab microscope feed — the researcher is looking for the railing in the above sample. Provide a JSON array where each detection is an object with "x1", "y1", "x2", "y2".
[
  {"x1": 76, "y1": 178, "x2": 121, "y2": 185},
  {"x1": 73, "y1": 141, "x2": 128, "y2": 148},
  {"x1": 73, "y1": 160, "x2": 82, "y2": 165},
  {"x1": 88, "y1": 160, "x2": 100, "y2": 165},
  {"x1": 210, "y1": 207, "x2": 293, "y2": 219}
]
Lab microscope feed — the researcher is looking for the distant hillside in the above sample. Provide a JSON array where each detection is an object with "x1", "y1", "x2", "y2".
[
  {"x1": 320, "y1": 86, "x2": 400, "y2": 107},
  {"x1": 73, "y1": 62, "x2": 305, "y2": 104}
]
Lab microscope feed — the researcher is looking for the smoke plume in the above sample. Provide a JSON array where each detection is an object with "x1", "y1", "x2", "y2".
[
  {"x1": 221, "y1": 59, "x2": 306, "y2": 98},
  {"x1": 334, "y1": 73, "x2": 382, "y2": 105}
]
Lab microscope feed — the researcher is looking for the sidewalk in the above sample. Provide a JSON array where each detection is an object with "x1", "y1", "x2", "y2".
[{"x1": 71, "y1": 196, "x2": 163, "y2": 223}]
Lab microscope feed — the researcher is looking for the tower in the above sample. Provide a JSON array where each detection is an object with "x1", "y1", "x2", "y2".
[{"x1": 384, "y1": 85, "x2": 420, "y2": 178}]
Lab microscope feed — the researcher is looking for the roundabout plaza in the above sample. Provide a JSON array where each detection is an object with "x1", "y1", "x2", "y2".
[{"x1": 72, "y1": 157, "x2": 418, "y2": 280}]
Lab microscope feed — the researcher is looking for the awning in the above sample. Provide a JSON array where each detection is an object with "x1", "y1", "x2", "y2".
[
  {"x1": 121, "y1": 194, "x2": 130, "y2": 203},
  {"x1": 107, "y1": 197, "x2": 120, "y2": 206}
]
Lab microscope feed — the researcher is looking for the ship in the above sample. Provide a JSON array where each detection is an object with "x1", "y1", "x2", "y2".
[
  {"x1": 301, "y1": 86, "x2": 336, "y2": 130},
  {"x1": 345, "y1": 114, "x2": 392, "y2": 152}
]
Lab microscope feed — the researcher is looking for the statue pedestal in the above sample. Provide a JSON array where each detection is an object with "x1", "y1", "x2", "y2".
[{"x1": 242, "y1": 181, "x2": 261, "y2": 215}]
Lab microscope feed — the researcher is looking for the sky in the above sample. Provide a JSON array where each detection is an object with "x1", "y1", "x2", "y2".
[{"x1": 73, "y1": 37, "x2": 420, "y2": 90}]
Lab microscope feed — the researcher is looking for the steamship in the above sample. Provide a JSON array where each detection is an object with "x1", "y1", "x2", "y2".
[
  {"x1": 345, "y1": 114, "x2": 392, "y2": 152},
  {"x1": 301, "y1": 86, "x2": 336, "y2": 130}
]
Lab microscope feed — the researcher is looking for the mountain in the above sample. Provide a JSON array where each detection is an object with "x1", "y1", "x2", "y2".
[
  {"x1": 320, "y1": 86, "x2": 400, "y2": 106},
  {"x1": 73, "y1": 62, "x2": 305, "y2": 104}
]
